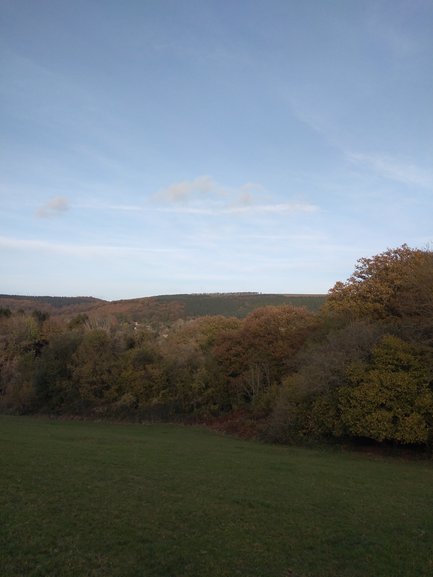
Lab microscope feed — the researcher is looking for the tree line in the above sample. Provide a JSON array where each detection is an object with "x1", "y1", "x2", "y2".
[{"x1": 1, "y1": 245, "x2": 432, "y2": 448}]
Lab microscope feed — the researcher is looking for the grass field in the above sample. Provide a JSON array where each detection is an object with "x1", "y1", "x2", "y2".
[{"x1": 1, "y1": 416, "x2": 432, "y2": 577}]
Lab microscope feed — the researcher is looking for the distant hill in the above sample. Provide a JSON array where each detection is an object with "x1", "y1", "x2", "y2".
[
  {"x1": 95, "y1": 292, "x2": 327, "y2": 324},
  {"x1": 0, "y1": 292, "x2": 327, "y2": 322},
  {"x1": 153, "y1": 293, "x2": 326, "y2": 317},
  {"x1": 0, "y1": 295, "x2": 107, "y2": 315}
]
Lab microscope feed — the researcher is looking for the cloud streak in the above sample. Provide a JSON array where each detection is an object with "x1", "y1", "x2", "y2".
[
  {"x1": 0, "y1": 236, "x2": 184, "y2": 258},
  {"x1": 348, "y1": 152, "x2": 433, "y2": 188},
  {"x1": 75, "y1": 202, "x2": 143, "y2": 211},
  {"x1": 154, "y1": 176, "x2": 317, "y2": 216},
  {"x1": 40, "y1": 178, "x2": 317, "y2": 220},
  {"x1": 157, "y1": 202, "x2": 318, "y2": 215}
]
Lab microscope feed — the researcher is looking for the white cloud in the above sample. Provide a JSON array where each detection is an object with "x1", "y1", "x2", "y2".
[
  {"x1": 156, "y1": 176, "x2": 267, "y2": 205},
  {"x1": 154, "y1": 176, "x2": 317, "y2": 216},
  {"x1": 157, "y1": 175, "x2": 217, "y2": 203},
  {"x1": 75, "y1": 202, "x2": 143, "y2": 211},
  {"x1": 158, "y1": 202, "x2": 318, "y2": 216},
  {"x1": 36, "y1": 196, "x2": 70, "y2": 218},
  {"x1": 0, "y1": 236, "x2": 183, "y2": 258},
  {"x1": 241, "y1": 233, "x2": 328, "y2": 242},
  {"x1": 224, "y1": 202, "x2": 318, "y2": 214}
]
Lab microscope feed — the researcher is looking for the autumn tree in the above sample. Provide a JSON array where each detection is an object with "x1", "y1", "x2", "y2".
[
  {"x1": 266, "y1": 320, "x2": 385, "y2": 443},
  {"x1": 69, "y1": 329, "x2": 120, "y2": 412},
  {"x1": 325, "y1": 245, "x2": 433, "y2": 341},
  {"x1": 339, "y1": 335, "x2": 433, "y2": 445},
  {"x1": 0, "y1": 314, "x2": 41, "y2": 413},
  {"x1": 115, "y1": 331, "x2": 166, "y2": 417},
  {"x1": 268, "y1": 245, "x2": 433, "y2": 444},
  {"x1": 158, "y1": 316, "x2": 241, "y2": 416},
  {"x1": 214, "y1": 306, "x2": 319, "y2": 410},
  {"x1": 34, "y1": 332, "x2": 83, "y2": 412}
]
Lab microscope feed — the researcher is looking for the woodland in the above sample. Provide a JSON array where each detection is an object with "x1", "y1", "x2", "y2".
[{"x1": 1, "y1": 244, "x2": 433, "y2": 449}]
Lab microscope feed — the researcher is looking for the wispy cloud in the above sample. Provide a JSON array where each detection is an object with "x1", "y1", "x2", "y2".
[
  {"x1": 366, "y1": 4, "x2": 419, "y2": 59},
  {"x1": 156, "y1": 175, "x2": 266, "y2": 205},
  {"x1": 0, "y1": 236, "x2": 184, "y2": 257},
  {"x1": 157, "y1": 202, "x2": 318, "y2": 216},
  {"x1": 36, "y1": 196, "x2": 70, "y2": 218},
  {"x1": 34, "y1": 178, "x2": 317, "y2": 219},
  {"x1": 157, "y1": 175, "x2": 217, "y2": 203},
  {"x1": 286, "y1": 94, "x2": 433, "y2": 190},
  {"x1": 347, "y1": 152, "x2": 433, "y2": 188},
  {"x1": 241, "y1": 233, "x2": 328, "y2": 242},
  {"x1": 75, "y1": 202, "x2": 143, "y2": 212},
  {"x1": 284, "y1": 86, "x2": 433, "y2": 192},
  {"x1": 154, "y1": 176, "x2": 316, "y2": 215},
  {"x1": 227, "y1": 202, "x2": 318, "y2": 215}
]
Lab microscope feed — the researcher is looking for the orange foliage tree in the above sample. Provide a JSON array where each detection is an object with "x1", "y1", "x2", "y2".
[
  {"x1": 214, "y1": 305, "x2": 319, "y2": 408},
  {"x1": 325, "y1": 245, "x2": 433, "y2": 336}
]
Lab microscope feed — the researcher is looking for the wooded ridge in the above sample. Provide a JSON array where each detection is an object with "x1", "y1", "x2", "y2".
[{"x1": 1, "y1": 245, "x2": 432, "y2": 449}]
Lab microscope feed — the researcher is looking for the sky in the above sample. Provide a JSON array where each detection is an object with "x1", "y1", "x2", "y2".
[{"x1": 1, "y1": 0, "x2": 432, "y2": 300}]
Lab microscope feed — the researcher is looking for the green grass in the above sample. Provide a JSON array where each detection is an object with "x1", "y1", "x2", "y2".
[{"x1": 0, "y1": 416, "x2": 432, "y2": 577}]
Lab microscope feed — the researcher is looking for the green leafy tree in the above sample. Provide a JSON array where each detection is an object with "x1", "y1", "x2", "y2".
[
  {"x1": 34, "y1": 332, "x2": 83, "y2": 411},
  {"x1": 116, "y1": 342, "x2": 166, "y2": 417},
  {"x1": 0, "y1": 307, "x2": 11, "y2": 318},
  {"x1": 339, "y1": 335, "x2": 433, "y2": 444},
  {"x1": 0, "y1": 352, "x2": 38, "y2": 413}
]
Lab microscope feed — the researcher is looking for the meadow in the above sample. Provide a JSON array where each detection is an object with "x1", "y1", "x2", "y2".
[{"x1": 1, "y1": 416, "x2": 432, "y2": 577}]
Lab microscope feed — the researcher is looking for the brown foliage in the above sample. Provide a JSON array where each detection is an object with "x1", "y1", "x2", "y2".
[
  {"x1": 325, "y1": 245, "x2": 433, "y2": 336},
  {"x1": 213, "y1": 306, "x2": 319, "y2": 405}
]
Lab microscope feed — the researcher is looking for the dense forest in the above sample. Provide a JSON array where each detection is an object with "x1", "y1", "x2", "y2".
[
  {"x1": 1, "y1": 245, "x2": 432, "y2": 449},
  {"x1": 0, "y1": 292, "x2": 325, "y2": 320}
]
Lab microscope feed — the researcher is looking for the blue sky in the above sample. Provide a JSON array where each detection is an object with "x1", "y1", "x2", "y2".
[{"x1": 1, "y1": 0, "x2": 432, "y2": 300}]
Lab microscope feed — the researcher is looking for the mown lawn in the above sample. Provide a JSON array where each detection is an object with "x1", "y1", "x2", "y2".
[{"x1": 0, "y1": 416, "x2": 432, "y2": 577}]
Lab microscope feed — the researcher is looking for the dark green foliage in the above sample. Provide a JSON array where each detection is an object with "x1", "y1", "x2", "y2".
[
  {"x1": 0, "y1": 292, "x2": 325, "y2": 325},
  {"x1": 34, "y1": 332, "x2": 83, "y2": 411},
  {"x1": 156, "y1": 292, "x2": 326, "y2": 317},
  {"x1": 32, "y1": 309, "x2": 50, "y2": 324},
  {"x1": 68, "y1": 313, "x2": 89, "y2": 329},
  {"x1": 0, "y1": 351, "x2": 38, "y2": 413}
]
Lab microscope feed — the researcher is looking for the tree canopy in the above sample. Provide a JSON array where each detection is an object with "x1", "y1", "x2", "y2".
[
  {"x1": 326, "y1": 244, "x2": 433, "y2": 326},
  {"x1": 1, "y1": 244, "x2": 433, "y2": 449}
]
